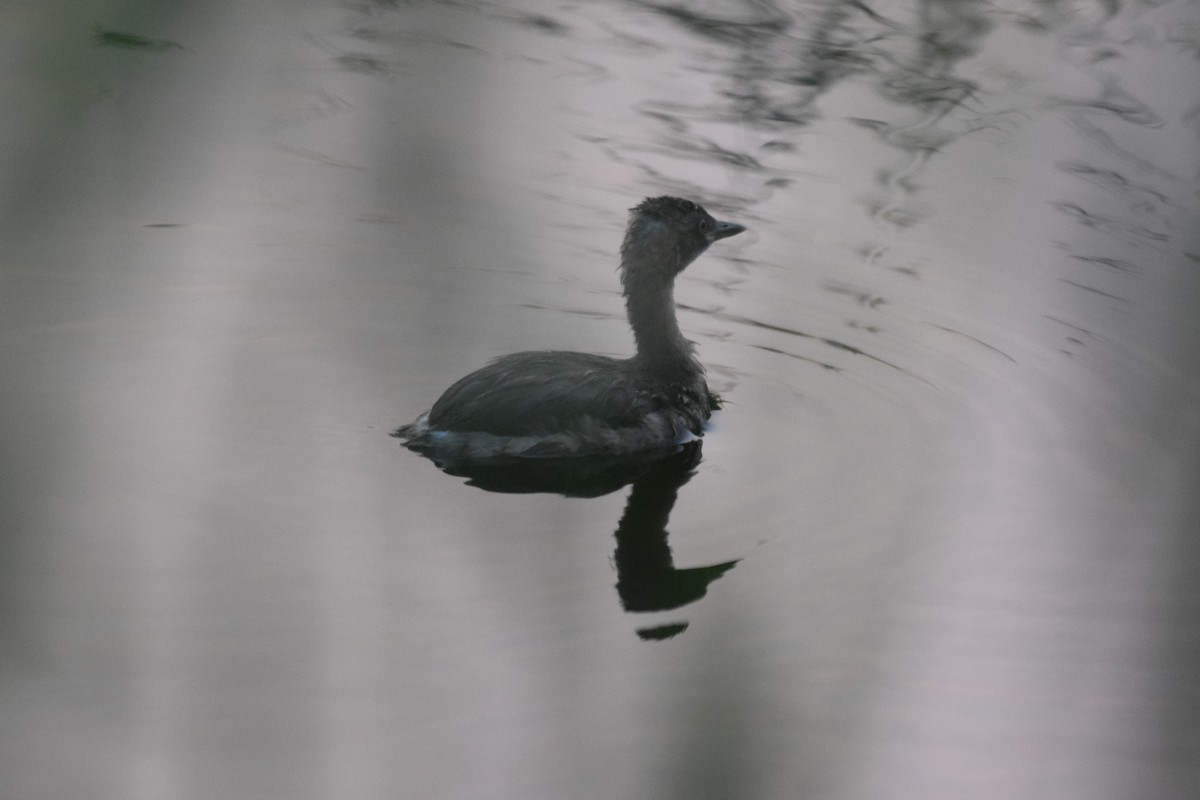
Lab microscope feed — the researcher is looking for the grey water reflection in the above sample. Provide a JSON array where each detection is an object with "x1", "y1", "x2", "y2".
[
  {"x1": 399, "y1": 441, "x2": 740, "y2": 639},
  {"x1": 3, "y1": 0, "x2": 1200, "y2": 799},
  {"x1": 608, "y1": 445, "x2": 740, "y2": 641}
]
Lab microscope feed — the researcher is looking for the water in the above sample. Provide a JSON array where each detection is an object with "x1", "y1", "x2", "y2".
[{"x1": 2, "y1": 1, "x2": 1198, "y2": 798}]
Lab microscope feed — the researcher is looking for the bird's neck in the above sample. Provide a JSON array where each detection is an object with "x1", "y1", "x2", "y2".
[{"x1": 623, "y1": 274, "x2": 702, "y2": 377}]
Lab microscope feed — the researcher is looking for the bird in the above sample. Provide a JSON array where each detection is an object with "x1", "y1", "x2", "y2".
[{"x1": 395, "y1": 196, "x2": 745, "y2": 460}]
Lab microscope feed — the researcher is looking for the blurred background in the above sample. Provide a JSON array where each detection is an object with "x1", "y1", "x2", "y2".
[{"x1": 2, "y1": 1, "x2": 1198, "y2": 798}]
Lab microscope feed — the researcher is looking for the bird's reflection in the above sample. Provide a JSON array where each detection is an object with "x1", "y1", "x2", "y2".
[
  {"x1": 399, "y1": 439, "x2": 739, "y2": 639},
  {"x1": 609, "y1": 446, "x2": 739, "y2": 640}
]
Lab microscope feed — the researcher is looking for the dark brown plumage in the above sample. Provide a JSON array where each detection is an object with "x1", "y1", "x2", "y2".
[{"x1": 396, "y1": 196, "x2": 744, "y2": 459}]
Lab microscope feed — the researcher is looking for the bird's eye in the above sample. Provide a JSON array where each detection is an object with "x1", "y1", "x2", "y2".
[{"x1": 700, "y1": 218, "x2": 712, "y2": 232}]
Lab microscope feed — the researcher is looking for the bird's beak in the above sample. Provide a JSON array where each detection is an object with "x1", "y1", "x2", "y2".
[{"x1": 710, "y1": 220, "x2": 746, "y2": 241}]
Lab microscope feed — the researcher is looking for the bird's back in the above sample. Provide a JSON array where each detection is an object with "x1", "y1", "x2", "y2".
[{"x1": 400, "y1": 350, "x2": 710, "y2": 458}]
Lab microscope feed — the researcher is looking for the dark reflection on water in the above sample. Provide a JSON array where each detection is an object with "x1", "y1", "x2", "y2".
[
  {"x1": 608, "y1": 445, "x2": 739, "y2": 639},
  {"x1": 399, "y1": 440, "x2": 740, "y2": 638},
  {"x1": 93, "y1": 26, "x2": 186, "y2": 52}
]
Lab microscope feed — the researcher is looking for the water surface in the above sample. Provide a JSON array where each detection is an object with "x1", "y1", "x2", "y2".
[{"x1": 2, "y1": 1, "x2": 1198, "y2": 798}]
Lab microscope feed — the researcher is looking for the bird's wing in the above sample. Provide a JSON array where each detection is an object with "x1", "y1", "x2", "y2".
[{"x1": 426, "y1": 352, "x2": 660, "y2": 436}]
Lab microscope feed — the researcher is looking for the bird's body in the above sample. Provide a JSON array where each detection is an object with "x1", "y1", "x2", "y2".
[{"x1": 396, "y1": 196, "x2": 744, "y2": 460}]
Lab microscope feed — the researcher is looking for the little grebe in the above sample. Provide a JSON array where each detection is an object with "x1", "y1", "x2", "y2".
[{"x1": 396, "y1": 196, "x2": 745, "y2": 459}]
